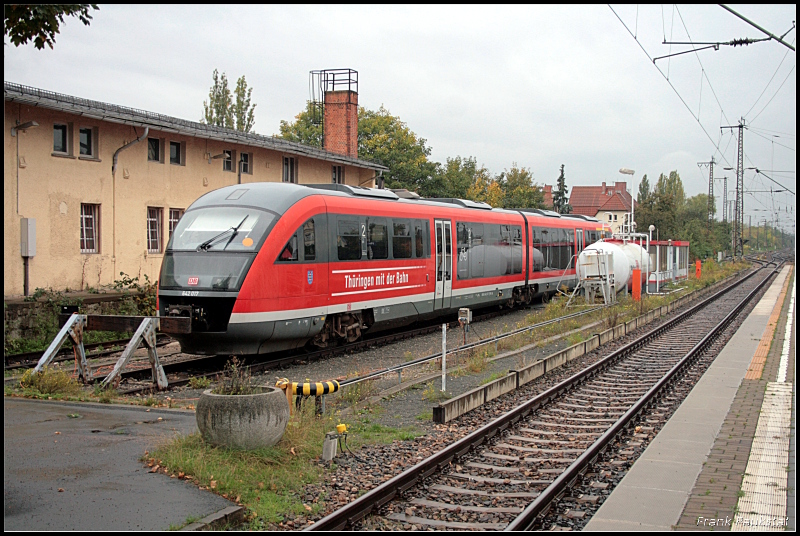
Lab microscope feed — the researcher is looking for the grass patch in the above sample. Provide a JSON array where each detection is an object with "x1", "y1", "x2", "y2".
[
  {"x1": 188, "y1": 376, "x2": 211, "y2": 390},
  {"x1": 421, "y1": 381, "x2": 450, "y2": 402},
  {"x1": 464, "y1": 348, "x2": 491, "y2": 374},
  {"x1": 93, "y1": 385, "x2": 118, "y2": 404},
  {"x1": 337, "y1": 378, "x2": 379, "y2": 407},
  {"x1": 150, "y1": 402, "x2": 420, "y2": 527},
  {"x1": 480, "y1": 371, "x2": 508, "y2": 385}
]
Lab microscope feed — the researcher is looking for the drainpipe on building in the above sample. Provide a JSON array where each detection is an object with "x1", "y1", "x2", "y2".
[{"x1": 111, "y1": 127, "x2": 149, "y2": 274}]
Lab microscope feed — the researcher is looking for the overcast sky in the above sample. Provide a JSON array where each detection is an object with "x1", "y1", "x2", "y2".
[{"x1": 4, "y1": 5, "x2": 796, "y2": 232}]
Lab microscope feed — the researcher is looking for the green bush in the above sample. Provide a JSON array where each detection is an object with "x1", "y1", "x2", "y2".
[{"x1": 19, "y1": 367, "x2": 81, "y2": 396}]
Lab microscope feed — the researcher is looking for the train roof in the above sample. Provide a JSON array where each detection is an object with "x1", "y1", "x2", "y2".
[
  {"x1": 559, "y1": 213, "x2": 601, "y2": 222},
  {"x1": 187, "y1": 182, "x2": 318, "y2": 214},
  {"x1": 188, "y1": 182, "x2": 604, "y2": 222}
]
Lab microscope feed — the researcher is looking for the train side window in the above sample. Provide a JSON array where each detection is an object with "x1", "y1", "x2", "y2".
[
  {"x1": 367, "y1": 219, "x2": 388, "y2": 260},
  {"x1": 511, "y1": 225, "x2": 522, "y2": 274},
  {"x1": 278, "y1": 234, "x2": 298, "y2": 262},
  {"x1": 392, "y1": 219, "x2": 412, "y2": 259},
  {"x1": 531, "y1": 227, "x2": 543, "y2": 272},
  {"x1": 567, "y1": 228, "x2": 575, "y2": 268},
  {"x1": 303, "y1": 219, "x2": 315, "y2": 261},
  {"x1": 337, "y1": 219, "x2": 361, "y2": 261},
  {"x1": 415, "y1": 220, "x2": 428, "y2": 258}
]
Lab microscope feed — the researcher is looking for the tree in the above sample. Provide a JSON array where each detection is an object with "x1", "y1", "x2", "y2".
[
  {"x1": 233, "y1": 76, "x2": 256, "y2": 133},
  {"x1": 637, "y1": 174, "x2": 651, "y2": 205},
  {"x1": 466, "y1": 167, "x2": 504, "y2": 207},
  {"x1": 500, "y1": 164, "x2": 544, "y2": 209},
  {"x1": 202, "y1": 70, "x2": 256, "y2": 133},
  {"x1": 655, "y1": 171, "x2": 685, "y2": 209},
  {"x1": 279, "y1": 102, "x2": 322, "y2": 146},
  {"x1": 357, "y1": 106, "x2": 439, "y2": 195},
  {"x1": 4, "y1": 4, "x2": 98, "y2": 49},
  {"x1": 553, "y1": 164, "x2": 572, "y2": 214},
  {"x1": 429, "y1": 156, "x2": 488, "y2": 199},
  {"x1": 280, "y1": 104, "x2": 439, "y2": 195}
]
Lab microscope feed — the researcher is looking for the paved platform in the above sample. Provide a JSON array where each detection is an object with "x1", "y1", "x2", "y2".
[
  {"x1": 585, "y1": 265, "x2": 796, "y2": 531},
  {"x1": 3, "y1": 399, "x2": 237, "y2": 530}
]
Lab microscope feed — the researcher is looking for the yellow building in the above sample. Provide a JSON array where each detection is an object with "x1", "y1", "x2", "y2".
[{"x1": 4, "y1": 82, "x2": 386, "y2": 297}]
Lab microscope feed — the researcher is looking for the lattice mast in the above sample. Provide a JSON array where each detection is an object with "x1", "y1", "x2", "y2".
[{"x1": 698, "y1": 156, "x2": 715, "y2": 229}]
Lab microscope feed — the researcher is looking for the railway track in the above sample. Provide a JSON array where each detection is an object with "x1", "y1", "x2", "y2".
[
  {"x1": 306, "y1": 261, "x2": 781, "y2": 531},
  {"x1": 112, "y1": 302, "x2": 548, "y2": 394},
  {"x1": 3, "y1": 333, "x2": 174, "y2": 371}
]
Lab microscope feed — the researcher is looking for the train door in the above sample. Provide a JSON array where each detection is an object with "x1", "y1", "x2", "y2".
[
  {"x1": 434, "y1": 220, "x2": 452, "y2": 310},
  {"x1": 576, "y1": 229, "x2": 584, "y2": 258}
]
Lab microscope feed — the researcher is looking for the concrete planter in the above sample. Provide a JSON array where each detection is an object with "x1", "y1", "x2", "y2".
[{"x1": 196, "y1": 386, "x2": 290, "y2": 450}]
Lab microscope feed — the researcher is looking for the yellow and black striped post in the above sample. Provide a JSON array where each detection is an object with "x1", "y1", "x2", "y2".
[{"x1": 275, "y1": 378, "x2": 340, "y2": 415}]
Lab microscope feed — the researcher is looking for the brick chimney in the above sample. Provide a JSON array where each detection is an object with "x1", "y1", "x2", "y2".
[{"x1": 323, "y1": 90, "x2": 358, "y2": 158}]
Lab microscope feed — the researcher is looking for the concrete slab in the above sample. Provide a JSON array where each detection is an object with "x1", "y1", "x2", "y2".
[
  {"x1": 610, "y1": 459, "x2": 704, "y2": 492},
  {"x1": 584, "y1": 485, "x2": 689, "y2": 529},
  {"x1": 639, "y1": 437, "x2": 713, "y2": 465},
  {"x1": 3, "y1": 398, "x2": 235, "y2": 531}
]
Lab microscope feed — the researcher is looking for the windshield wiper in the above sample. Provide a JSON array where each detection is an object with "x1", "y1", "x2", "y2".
[{"x1": 196, "y1": 216, "x2": 248, "y2": 251}]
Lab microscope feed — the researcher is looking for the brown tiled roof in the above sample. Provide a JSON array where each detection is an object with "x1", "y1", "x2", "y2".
[
  {"x1": 598, "y1": 193, "x2": 630, "y2": 212},
  {"x1": 569, "y1": 181, "x2": 634, "y2": 216}
]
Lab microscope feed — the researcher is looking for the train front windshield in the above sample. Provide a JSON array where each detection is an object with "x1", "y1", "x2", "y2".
[
  {"x1": 167, "y1": 207, "x2": 274, "y2": 252},
  {"x1": 160, "y1": 207, "x2": 275, "y2": 291}
]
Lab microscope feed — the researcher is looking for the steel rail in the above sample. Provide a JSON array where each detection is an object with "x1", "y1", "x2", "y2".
[
  {"x1": 506, "y1": 263, "x2": 780, "y2": 530},
  {"x1": 305, "y1": 266, "x2": 765, "y2": 531}
]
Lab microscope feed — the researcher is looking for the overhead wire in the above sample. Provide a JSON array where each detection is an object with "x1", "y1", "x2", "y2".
[
  {"x1": 743, "y1": 40, "x2": 794, "y2": 120},
  {"x1": 749, "y1": 65, "x2": 797, "y2": 126},
  {"x1": 607, "y1": 4, "x2": 735, "y2": 170},
  {"x1": 674, "y1": 5, "x2": 734, "y2": 127}
]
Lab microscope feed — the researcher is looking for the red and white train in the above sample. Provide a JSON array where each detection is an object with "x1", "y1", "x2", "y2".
[{"x1": 158, "y1": 183, "x2": 610, "y2": 355}]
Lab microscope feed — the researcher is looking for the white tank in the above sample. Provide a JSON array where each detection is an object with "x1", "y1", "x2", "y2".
[
  {"x1": 577, "y1": 241, "x2": 649, "y2": 291},
  {"x1": 618, "y1": 242, "x2": 650, "y2": 285}
]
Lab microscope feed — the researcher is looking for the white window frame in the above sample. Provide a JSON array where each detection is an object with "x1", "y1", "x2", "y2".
[
  {"x1": 147, "y1": 207, "x2": 163, "y2": 253},
  {"x1": 332, "y1": 165, "x2": 344, "y2": 184},
  {"x1": 169, "y1": 208, "x2": 184, "y2": 239},
  {"x1": 283, "y1": 156, "x2": 298, "y2": 183},
  {"x1": 53, "y1": 123, "x2": 73, "y2": 156},
  {"x1": 239, "y1": 152, "x2": 252, "y2": 174},
  {"x1": 223, "y1": 149, "x2": 235, "y2": 172},
  {"x1": 148, "y1": 138, "x2": 164, "y2": 163},
  {"x1": 80, "y1": 203, "x2": 100, "y2": 253},
  {"x1": 169, "y1": 140, "x2": 185, "y2": 166}
]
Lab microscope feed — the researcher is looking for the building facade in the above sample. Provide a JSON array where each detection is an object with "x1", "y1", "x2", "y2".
[
  {"x1": 568, "y1": 181, "x2": 635, "y2": 235},
  {"x1": 4, "y1": 82, "x2": 387, "y2": 297}
]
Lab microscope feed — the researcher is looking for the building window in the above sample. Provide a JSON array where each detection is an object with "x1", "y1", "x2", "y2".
[
  {"x1": 148, "y1": 138, "x2": 161, "y2": 162},
  {"x1": 223, "y1": 150, "x2": 235, "y2": 172},
  {"x1": 147, "y1": 207, "x2": 163, "y2": 253},
  {"x1": 332, "y1": 165, "x2": 344, "y2": 184},
  {"x1": 53, "y1": 124, "x2": 70, "y2": 154},
  {"x1": 80, "y1": 204, "x2": 99, "y2": 253},
  {"x1": 283, "y1": 156, "x2": 297, "y2": 183},
  {"x1": 169, "y1": 208, "x2": 184, "y2": 239},
  {"x1": 169, "y1": 141, "x2": 184, "y2": 165},
  {"x1": 79, "y1": 127, "x2": 93, "y2": 156},
  {"x1": 240, "y1": 153, "x2": 251, "y2": 174}
]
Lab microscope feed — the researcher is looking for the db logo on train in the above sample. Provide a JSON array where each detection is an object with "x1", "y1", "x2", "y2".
[{"x1": 187, "y1": 277, "x2": 199, "y2": 286}]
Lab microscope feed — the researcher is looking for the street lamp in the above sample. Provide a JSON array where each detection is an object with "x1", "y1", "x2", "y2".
[{"x1": 619, "y1": 168, "x2": 635, "y2": 234}]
